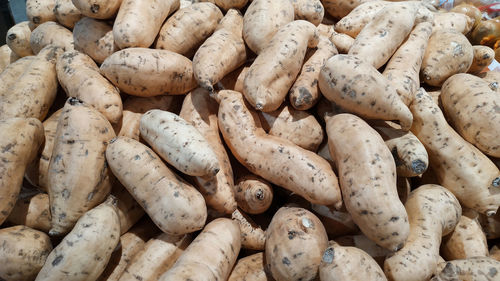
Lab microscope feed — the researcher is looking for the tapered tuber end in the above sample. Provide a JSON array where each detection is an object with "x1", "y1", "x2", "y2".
[
  {"x1": 393, "y1": 242, "x2": 404, "y2": 252},
  {"x1": 48, "y1": 229, "x2": 61, "y2": 237},
  {"x1": 489, "y1": 82, "x2": 498, "y2": 91},
  {"x1": 105, "y1": 194, "x2": 118, "y2": 206},
  {"x1": 411, "y1": 159, "x2": 427, "y2": 174},
  {"x1": 109, "y1": 137, "x2": 118, "y2": 144},
  {"x1": 68, "y1": 97, "x2": 83, "y2": 106},
  {"x1": 492, "y1": 177, "x2": 500, "y2": 187},
  {"x1": 333, "y1": 200, "x2": 343, "y2": 211},
  {"x1": 255, "y1": 189, "x2": 264, "y2": 200},
  {"x1": 255, "y1": 103, "x2": 264, "y2": 111},
  {"x1": 486, "y1": 210, "x2": 497, "y2": 217},
  {"x1": 322, "y1": 247, "x2": 334, "y2": 263},
  {"x1": 7, "y1": 33, "x2": 16, "y2": 41},
  {"x1": 212, "y1": 167, "x2": 220, "y2": 176}
]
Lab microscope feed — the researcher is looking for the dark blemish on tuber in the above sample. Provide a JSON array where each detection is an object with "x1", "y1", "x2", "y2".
[
  {"x1": 322, "y1": 247, "x2": 334, "y2": 263},
  {"x1": 282, "y1": 257, "x2": 291, "y2": 266},
  {"x1": 7, "y1": 33, "x2": 16, "y2": 40},
  {"x1": 90, "y1": 4, "x2": 100, "y2": 13},
  {"x1": 52, "y1": 255, "x2": 63, "y2": 266},
  {"x1": 411, "y1": 159, "x2": 427, "y2": 174}
]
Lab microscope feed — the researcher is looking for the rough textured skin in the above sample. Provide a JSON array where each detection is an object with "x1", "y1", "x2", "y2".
[
  {"x1": 441, "y1": 215, "x2": 488, "y2": 260},
  {"x1": 265, "y1": 207, "x2": 327, "y2": 281},
  {"x1": 216, "y1": 90, "x2": 342, "y2": 206},
  {"x1": 0, "y1": 44, "x2": 19, "y2": 72},
  {"x1": 156, "y1": 2, "x2": 223, "y2": 57},
  {"x1": 480, "y1": 71, "x2": 500, "y2": 88},
  {"x1": 431, "y1": 257, "x2": 500, "y2": 281},
  {"x1": 329, "y1": 30, "x2": 354, "y2": 54},
  {"x1": 242, "y1": 0, "x2": 294, "y2": 54},
  {"x1": 0, "y1": 118, "x2": 44, "y2": 225},
  {"x1": 159, "y1": 218, "x2": 241, "y2": 281},
  {"x1": 113, "y1": 0, "x2": 179, "y2": 48},
  {"x1": 290, "y1": 0, "x2": 324, "y2": 26},
  {"x1": 119, "y1": 233, "x2": 191, "y2": 281},
  {"x1": 410, "y1": 88, "x2": 500, "y2": 215},
  {"x1": 228, "y1": 252, "x2": 271, "y2": 281},
  {"x1": 0, "y1": 46, "x2": 61, "y2": 121},
  {"x1": 35, "y1": 197, "x2": 120, "y2": 281},
  {"x1": 334, "y1": 1, "x2": 389, "y2": 37},
  {"x1": 7, "y1": 191, "x2": 52, "y2": 233},
  {"x1": 335, "y1": 234, "x2": 390, "y2": 267},
  {"x1": 30, "y1": 21, "x2": 74, "y2": 54},
  {"x1": 382, "y1": 22, "x2": 433, "y2": 106},
  {"x1": 243, "y1": 20, "x2": 319, "y2": 112},
  {"x1": 100, "y1": 48, "x2": 196, "y2": 97},
  {"x1": 322, "y1": 0, "x2": 375, "y2": 19},
  {"x1": 384, "y1": 184, "x2": 462, "y2": 281},
  {"x1": 421, "y1": 29, "x2": 473, "y2": 87},
  {"x1": 140, "y1": 109, "x2": 220, "y2": 177},
  {"x1": 6, "y1": 21, "x2": 34, "y2": 57},
  {"x1": 26, "y1": 0, "x2": 57, "y2": 28},
  {"x1": 179, "y1": 89, "x2": 237, "y2": 213},
  {"x1": 326, "y1": 114, "x2": 410, "y2": 251},
  {"x1": 71, "y1": 0, "x2": 122, "y2": 19},
  {"x1": 111, "y1": 180, "x2": 145, "y2": 235},
  {"x1": 48, "y1": 99, "x2": 115, "y2": 236},
  {"x1": 234, "y1": 174, "x2": 273, "y2": 214},
  {"x1": 73, "y1": 17, "x2": 118, "y2": 64},
  {"x1": 106, "y1": 137, "x2": 207, "y2": 235},
  {"x1": 0, "y1": 226, "x2": 52, "y2": 281},
  {"x1": 479, "y1": 212, "x2": 500, "y2": 239},
  {"x1": 319, "y1": 241, "x2": 387, "y2": 281},
  {"x1": 200, "y1": 0, "x2": 248, "y2": 10},
  {"x1": 319, "y1": 54, "x2": 413, "y2": 130},
  {"x1": 289, "y1": 36, "x2": 338, "y2": 110},
  {"x1": 192, "y1": 9, "x2": 246, "y2": 92},
  {"x1": 232, "y1": 208, "x2": 266, "y2": 250},
  {"x1": 54, "y1": 0, "x2": 82, "y2": 28},
  {"x1": 441, "y1": 73, "x2": 500, "y2": 158},
  {"x1": 450, "y1": 3, "x2": 482, "y2": 29},
  {"x1": 432, "y1": 12, "x2": 474, "y2": 34},
  {"x1": 467, "y1": 45, "x2": 495, "y2": 75}
]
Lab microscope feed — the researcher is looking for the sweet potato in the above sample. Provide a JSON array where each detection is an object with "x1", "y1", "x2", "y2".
[
  {"x1": 382, "y1": 21, "x2": 433, "y2": 106},
  {"x1": 0, "y1": 118, "x2": 44, "y2": 225},
  {"x1": 56, "y1": 50, "x2": 122, "y2": 123},
  {"x1": 480, "y1": 70, "x2": 500, "y2": 87},
  {"x1": 431, "y1": 257, "x2": 500, "y2": 281},
  {"x1": 319, "y1": 241, "x2": 387, "y2": 281},
  {"x1": 111, "y1": 180, "x2": 145, "y2": 235},
  {"x1": 6, "y1": 21, "x2": 34, "y2": 57},
  {"x1": 192, "y1": 8, "x2": 246, "y2": 92},
  {"x1": 199, "y1": 0, "x2": 248, "y2": 10},
  {"x1": 228, "y1": 252, "x2": 271, "y2": 281},
  {"x1": 100, "y1": 48, "x2": 196, "y2": 96},
  {"x1": 432, "y1": 12, "x2": 474, "y2": 34},
  {"x1": 30, "y1": 21, "x2": 74, "y2": 54},
  {"x1": 322, "y1": 0, "x2": 376, "y2": 19},
  {"x1": 156, "y1": 2, "x2": 223, "y2": 57},
  {"x1": 215, "y1": 90, "x2": 342, "y2": 206},
  {"x1": 140, "y1": 109, "x2": 220, "y2": 177},
  {"x1": 266, "y1": 207, "x2": 327, "y2": 281},
  {"x1": 491, "y1": 246, "x2": 500, "y2": 262},
  {"x1": 243, "y1": 20, "x2": 319, "y2": 112},
  {"x1": 441, "y1": 73, "x2": 500, "y2": 158},
  {"x1": 450, "y1": 3, "x2": 482, "y2": 29},
  {"x1": 335, "y1": 234, "x2": 390, "y2": 267},
  {"x1": 179, "y1": 89, "x2": 237, "y2": 213},
  {"x1": 106, "y1": 137, "x2": 207, "y2": 235},
  {"x1": 232, "y1": 208, "x2": 266, "y2": 250},
  {"x1": 334, "y1": 0, "x2": 389, "y2": 38},
  {"x1": 0, "y1": 226, "x2": 52, "y2": 281},
  {"x1": 326, "y1": 114, "x2": 409, "y2": 251},
  {"x1": 318, "y1": 54, "x2": 413, "y2": 130},
  {"x1": 478, "y1": 212, "x2": 500, "y2": 239},
  {"x1": 235, "y1": 174, "x2": 273, "y2": 215},
  {"x1": 290, "y1": 0, "x2": 324, "y2": 26},
  {"x1": 54, "y1": 0, "x2": 82, "y2": 28},
  {"x1": 26, "y1": 0, "x2": 57, "y2": 27},
  {"x1": 421, "y1": 29, "x2": 473, "y2": 86},
  {"x1": 7, "y1": 190, "x2": 51, "y2": 233},
  {"x1": 0, "y1": 44, "x2": 19, "y2": 72},
  {"x1": 159, "y1": 218, "x2": 241, "y2": 281},
  {"x1": 73, "y1": 17, "x2": 118, "y2": 64},
  {"x1": 72, "y1": 0, "x2": 122, "y2": 19},
  {"x1": 242, "y1": 0, "x2": 294, "y2": 54},
  {"x1": 35, "y1": 196, "x2": 120, "y2": 281},
  {"x1": 441, "y1": 215, "x2": 488, "y2": 260},
  {"x1": 289, "y1": 36, "x2": 338, "y2": 110},
  {"x1": 113, "y1": 0, "x2": 179, "y2": 48},
  {"x1": 48, "y1": 98, "x2": 115, "y2": 236},
  {"x1": 384, "y1": 184, "x2": 462, "y2": 281},
  {"x1": 467, "y1": 45, "x2": 495, "y2": 75}
]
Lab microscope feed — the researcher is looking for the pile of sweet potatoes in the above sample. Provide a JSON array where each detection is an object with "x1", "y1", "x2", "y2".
[{"x1": 1, "y1": 0, "x2": 500, "y2": 280}]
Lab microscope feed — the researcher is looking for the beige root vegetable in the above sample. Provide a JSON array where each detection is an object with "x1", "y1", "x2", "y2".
[
  {"x1": 119, "y1": 233, "x2": 191, "y2": 281},
  {"x1": 322, "y1": 0, "x2": 376, "y2": 19},
  {"x1": 431, "y1": 257, "x2": 500, "y2": 281},
  {"x1": 200, "y1": 0, "x2": 248, "y2": 10},
  {"x1": 478, "y1": 212, "x2": 500, "y2": 239},
  {"x1": 179, "y1": 89, "x2": 237, "y2": 213},
  {"x1": 326, "y1": 114, "x2": 409, "y2": 251},
  {"x1": 111, "y1": 180, "x2": 145, "y2": 235},
  {"x1": 100, "y1": 48, "x2": 196, "y2": 97},
  {"x1": 232, "y1": 208, "x2": 266, "y2": 250},
  {"x1": 243, "y1": 20, "x2": 319, "y2": 112},
  {"x1": 30, "y1": 21, "x2": 74, "y2": 54},
  {"x1": 26, "y1": 0, "x2": 56, "y2": 27},
  {"x1": 421, "y1": 29, "x2": 473, "y2": 87},
  {"x1": 7, "y1": 190, "x2": 51, "y2": 233},
  {"x1": 106, "y1": 137, "x2": 207, "y2": 235},
  {"x1": 334, "y1": 0, "x2": 389, "y2": 38},
  {"x1": 265, "y1": 207, "x2": 327, "y2": 281},
  {"x1": 35, "y1": 196, "x2": 120, "y2": 281},
  {"x1": 382, "y1": 21, "x2": 433, "y2": 106},
  {"x1": 411, "y1": 88, "x2": 500, "y2": 215},
  {"x1": 156, "y1": 2, "x2": 223, "y2": 57},
  {"x1": 441, "y1": 215, "x2": 488, "y2": 261},
  {"x1": 192, "y1": 8, "x2": 246, "y2": 92},
  {"x1": 56, "y1": 50, "x2": 123, "y2": 123},
  {"x1": 216, "y1": 90, "x2": 342, "y2": 206},
  {"x1": 335, "y1": 234, "x2": 391, "y2": 266},
  {"x1": 54, "y1": 0, "x2": 83, "y2": 28},
  {"x1": 491, "y1": 246, "x2": 500, "y2": 261},
  {"x1": 0, "y1": 118, "x2": 44, "y2": 225},
  {"x1": 0, "y1": 53, "x2": 33, "y2": 92},
  {"x1": 384, "y1": 184, "x2": 462, "y2": 281},
  {"x1": 329, "y1": 30, "x2": 354, "y2": 54},
  {"x1": 290, "y1": 0, "x2": 324, "y2": 26},
  {"x1": 0, "y1": 46, "x2": 61, "y2": 121},
  {"x1": 467, "y1": 45, "x2": 495, "y2": 75},
  {"x1": 234, "y1": 174, "x2": 273, "y2": 214},
  {"x1": 441, "y1": 73, "x2": 500, "y2": 158},
  {"x1": 0, "y1": 226, "x2": 52, "y2": 281},
  {"x1": 319, "y1": 241, "x2": 387, "y2": 281},
  {"x1": 432, "y1": 12, "x2": 474, "y2": 34},
  {"x1": 73, "y1": 17, "x2": 118, "y2": 64},
  {"x1": 113, "y1": 0, "x2": 179, "y2": 48},
  {"x1": 72, "y1": 0, "x2": 122, "y2": 19},
  {"x1": 159, "y1": 218, "x2": 241, "y2": 281},
  {"x1": 0, "y1": 44, "x2": 19, "y2": 72},
  {"x1": 140, "y1": 109, "x2": 220, "y2": 177},
  {"x1": 259, "y1": 105, "x2": 324, "y2": 151},
  {"x1": 318, "y1": 54, "x2": 413, "y2": 130},
  {"x1": 242, "y1": 0, "x2": 294, "y2": 54},
  {"x1": 289, "y1": 35, "x2": 338, "y2": 110},
  {"x1": 480, "y1": 71, "x2": 500, "y2": 87},
  {"x1": 228, "y1": 252, "x2": 271, "y2": 281},
  {"x1": 6, "y1": 21, "x2": 34, "y2": 57},
  {"x1": 48, "y1": 98, "x2": 115, "y2": 236}
]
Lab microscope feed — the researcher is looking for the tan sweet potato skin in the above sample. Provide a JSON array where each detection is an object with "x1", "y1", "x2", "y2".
[
  {"x1": 467, "y1": 45, "x2": 494, "y2": 74},
  {"x1": 0, "y1": 226, "x2": 53, "y2": 281},
  {"x1": 322, "y1": 0, "x2": 375, "y2": 19},
  {"x1": 55, "y1": 0, "x2": 83, "y2": 28},
  {"x1": 290, "y1": 0, "x2": 324, "y2": 26},
  {"x1": 232, "y1": 208, "x2": 266, "y2": 250},
  {"x1": 73, "y1": 17, "x2": 118, "y2": 64},
  {"x1": 71, "y1": 0, "x2": 122, "y2": 19},
  {"x1": 111, "y1": 180, "x2": 145, "y2": 235},
  {"x1": 0, "y1": 44, "x2": 20, "y2": 72},
  {"x1": 432, "y1": 257, "x2": 500, "y2": 281},
  {"x1": 6, "y1": 21, "x2": 34, "y2": 57},
  {"x1": 200, "y1": 0, "x2": 248, "y2": 10},
  {"x1": 26, "y1": 0, "x2": 57, "y2": 27},
  {"x1": 432, "y1": 12, "x2": 474, "y2": 34},
  {"x1": 7, "y1": 191, "x2": 52, "y2": 233},
  {"x1": 334, "y1": 1, "x2": 389, "y2": 38},
  {"x1": 329, "y1": 30, "x2": 354, "y2": 54},
  {"x1": 234, "y1": 174, "x2": 273, "y2": 215},
  {"x1": 441, "y1": 215, "x2": 488, "y2": 261},
  {"x1": 228, "y1": 252, "x2": 271, "y2": 281},
  {"x1": 30, "y1": 21, "x2": 74, "y2": 54}
]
